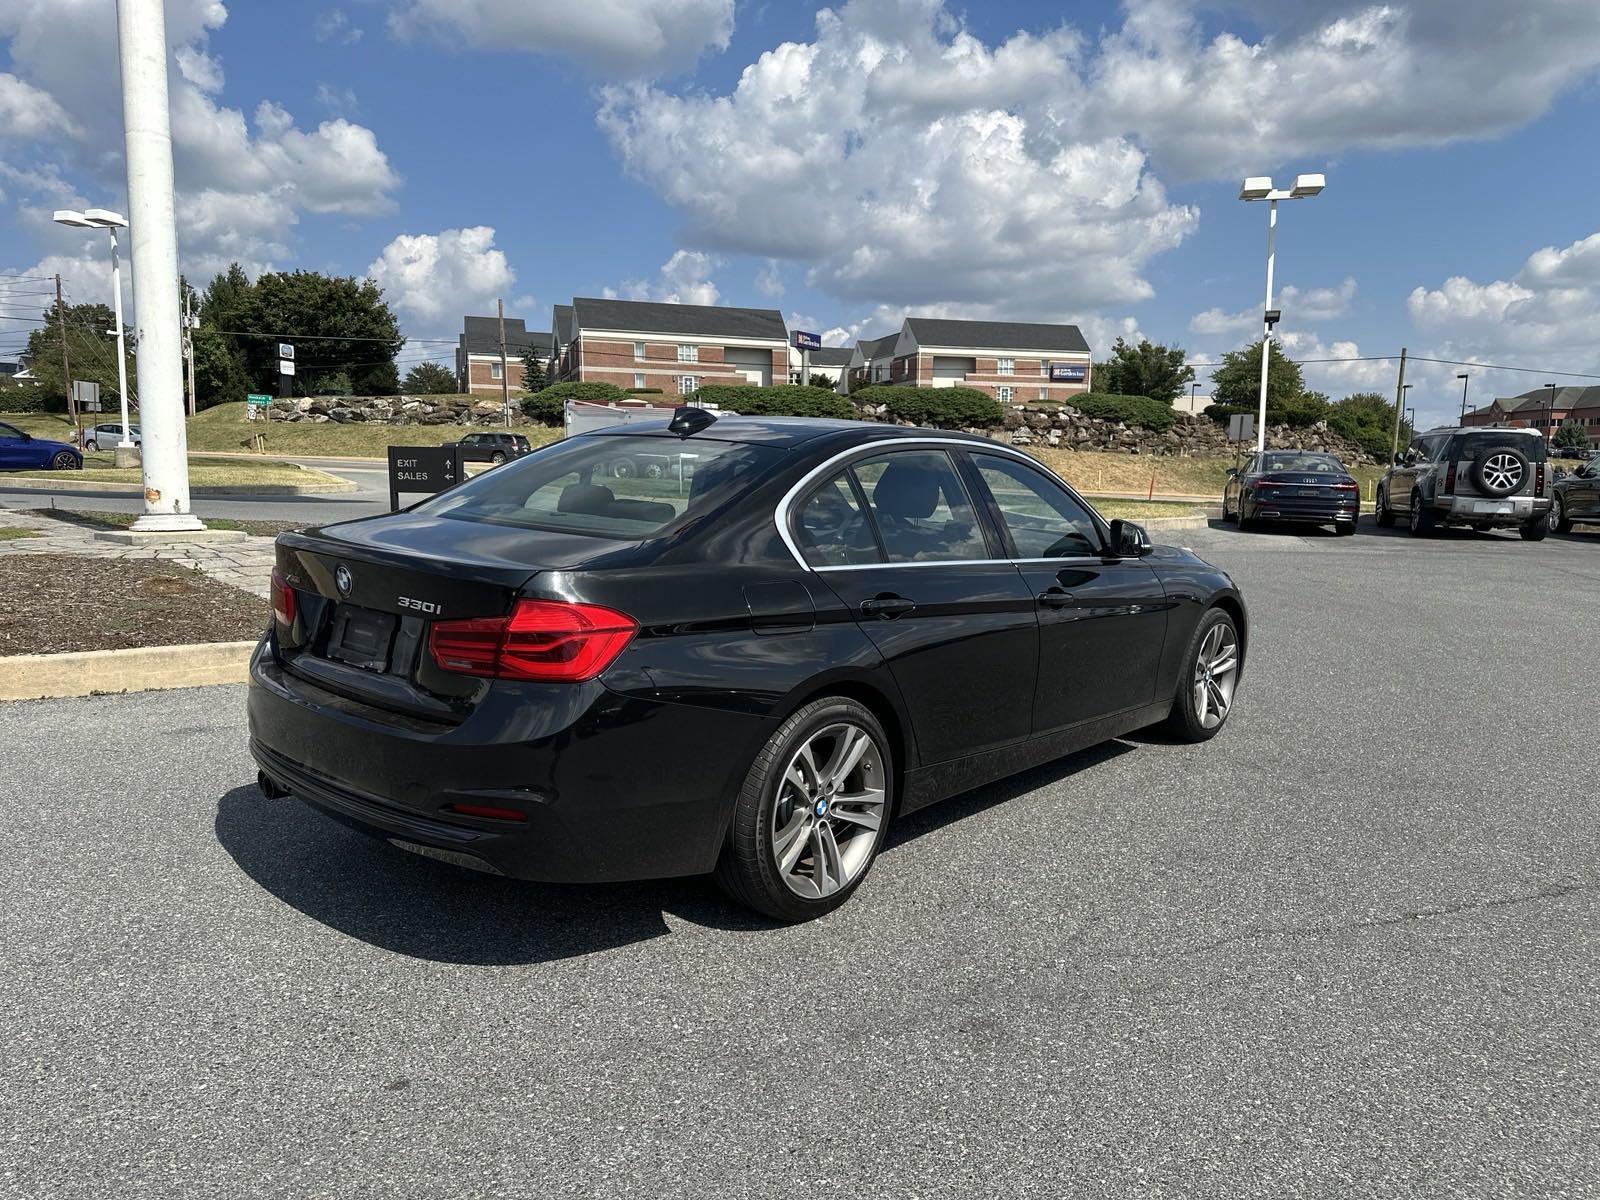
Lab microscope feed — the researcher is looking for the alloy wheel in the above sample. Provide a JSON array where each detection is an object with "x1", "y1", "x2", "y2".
[
  {"x1": 1552, "y1": 494, "x2": 1564, "y2": 530},
  {"x1": 1192, "y1": 622, "x2": 1239, "y2": 731},
  {"x1": 1481, "y1": 453, "x2": 1524, "y2": 493},
  {"x1": 771, "y1": 722, "x2": 886, "y2": 899}
]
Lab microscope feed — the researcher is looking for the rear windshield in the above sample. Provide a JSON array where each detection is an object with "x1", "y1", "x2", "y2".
[
  {"x1": 1453, "y1": 432, "x2": 1547, "y2": 462},
  {"x1": 1259, "y1": 452, "x2": 1345, "y2": 473},
  {"x1": 414, "y1": 434, "x2": 784, "y2": 540}
]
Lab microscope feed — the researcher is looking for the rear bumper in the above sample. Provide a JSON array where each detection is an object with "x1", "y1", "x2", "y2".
[
  {"x1": 1246, "y1": 496, "x2": 1358, "y2": 524},
  {"x1": 247, "y1": 640, "x2": 773, "y2": 883},
  {"x1": 1441, "y1": 495, "x2": 1549, "y2": 521}
]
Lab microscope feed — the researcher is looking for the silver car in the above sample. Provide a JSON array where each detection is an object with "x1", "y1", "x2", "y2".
[
  {"x1": 1376, "y1": 426, "x2": 1552, "y2": 539},
  {"x1": 84, "y1": 422, "x2": 141, "y2": 451}
]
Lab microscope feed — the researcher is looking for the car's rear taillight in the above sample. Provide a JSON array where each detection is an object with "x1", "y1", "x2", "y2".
[
  {"x1": 1333, "y1": 481, "x2": 1358, "y2": 492},
  {"x1": 1444, "y1": 462, "x2": 1457, "y2": 493},
  {"x1": 428, "y1": 599, "x2": 638, "y2": 682},
  {"x1": 270, "y1": 567, "x2": 296, "y2": 628},
  {"x1": 1535, "y1": 463, "x2": 1545, "y2": 496}
]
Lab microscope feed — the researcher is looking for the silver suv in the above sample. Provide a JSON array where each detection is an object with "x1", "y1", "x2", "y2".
[{"x1": 1376, "y1": 426, "x2": 1552, "y2": 540}]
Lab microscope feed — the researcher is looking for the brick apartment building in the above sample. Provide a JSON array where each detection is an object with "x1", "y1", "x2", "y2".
[
  {"x1": 552, "y1": 297, "x2": 789, "y2": 396},
  {"x1": 842, "y1": 318, "x2": 1092, "y2": 403},
  {"x1": 455, "y1": 315, "x2": 554, "y2": 395},
  {"x1": 1461, "y1": 385, "x2": 1592, "y2": 440}
]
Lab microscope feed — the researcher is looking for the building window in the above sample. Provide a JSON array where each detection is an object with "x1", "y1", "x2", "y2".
[
  {"x1": 634, "y1": 373, "x2": 646, "y2": 389},
  {"x1": 634, "y1": 342, "x2": 646, "y2": 359},
  {"x1": 489, "y1": 361, "x2": 503, "y2": 380},
  {"x1": 678, "y1": 375, "x2": 699, "y2": 394},
  {"x1": 998, "y1": 386, "x2": 1015, "y2": 403},
  {"x1": 1039, "y1": 387, "x2": 1049, "y2": 401},
  {"x1": 677, "y1": 344, "x2": 698, "y2": 363},
  {"x1": 997, "y1": 358, "x2": 1015, "y2": 376}
]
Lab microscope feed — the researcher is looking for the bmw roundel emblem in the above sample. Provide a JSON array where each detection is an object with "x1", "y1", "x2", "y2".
[{"x1": 334, "y1": 564, "x2": 353, "y2": 597}]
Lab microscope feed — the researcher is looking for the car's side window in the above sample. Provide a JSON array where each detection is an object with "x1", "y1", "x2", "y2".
[
  {"x1": 971, "y1": 453, "x2": 1102, "y2": 559},
  {"x1": 0, "y1": 422, "x2": 21, "y2": 440},
  {"x1": 794, "y1": 472, "x2": 882, "y2": 567},
  {"x1": 851, "y1": 450, "x2": 990, "y2": 563}
]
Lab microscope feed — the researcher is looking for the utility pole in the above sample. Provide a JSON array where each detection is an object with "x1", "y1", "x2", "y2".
[
  {"x1": 1389, "y1": 347, "x2": 1408, "y2": 461},
  {"x1": 56, "y1": 274, "x2": 75, "y2": 429},
  {"x1": 118, "y1": 0, "x2": 202, "y2": 531},
  {"x1": 497, "y1": 297, "x2": 511, "y2": 427},
  {"x1": 183, "y1": 284, "x2": 196, "y2": 416}
]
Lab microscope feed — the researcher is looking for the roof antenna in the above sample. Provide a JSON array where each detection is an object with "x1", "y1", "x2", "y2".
[{"x1": 669, "y1": 406, "x2": 718, "y2": 437}]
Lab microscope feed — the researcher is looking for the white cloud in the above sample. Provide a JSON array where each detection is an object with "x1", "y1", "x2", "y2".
[
  {"x1": 367, "y1": 226, "x2": 518, "y2": 338},
  {"x1": 0, "y1": 72, "x2": 78, "y2": 139},
  {"x1": 388, "y1": 0, "x2": 734, "y2": 78},
  {"x1": 1191, "y1": 277, "x2": 1356, "y2": 335},
  {"x1": 0, "y1": 0, "x2": 399, "y2": 291},
  {"x1": 754, "y1": 260, "x2": 784, "y2": 299},
  {"x1": 315, "y1": 83, "x2": 361, "y2": 117},
  {"x1": 314, "y1": 9, "x2": 364, "y2": 44},
  {"x1": 609, "y1": 249, "x2": 723, "y2": 305}
]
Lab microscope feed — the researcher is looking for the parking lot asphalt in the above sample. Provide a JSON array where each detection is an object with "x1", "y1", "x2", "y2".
[{"x1": 4, "y1": 518, "x2": 1598, "y2": 1198}]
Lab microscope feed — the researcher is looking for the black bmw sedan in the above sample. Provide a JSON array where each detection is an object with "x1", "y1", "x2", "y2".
[
  {"x1": 251, "y1": 413, "x2": 1247, "y2": 921},
  {"x1": 1222, "y1": 450, "x2": 1360, "y2": 535}
]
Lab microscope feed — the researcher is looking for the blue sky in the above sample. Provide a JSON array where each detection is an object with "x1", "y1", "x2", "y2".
[{"x1": 5, "y1": 0, "x2": 1600, "y2": 424}]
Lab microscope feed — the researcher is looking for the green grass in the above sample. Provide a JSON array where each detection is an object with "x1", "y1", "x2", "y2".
[
  {"x1": 10, "y1": 460, "x2": 341, "y2": 487},
  {"x1": 2, "y1": 406, "x2": 564, "y2": 460},
  {"x1": 1027, "y1": 446, "x2": 1384, "y2": 498},
  {"x1": 1092, "y1": 500, "x2": 1210, "y2": 520},
  {"x1": 0, "y1": 526, "x2": 42, "y2": 540}
]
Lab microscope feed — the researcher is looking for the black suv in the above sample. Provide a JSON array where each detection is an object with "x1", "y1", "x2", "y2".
[
  {"x1": 1551, "y1": 455, "x2": 1600, "y2": 532},
  {"x1": 454, "y1": 431, "x2": 531, "y2": 465},
  {"x1": 1376, "y1": 427, "x2": 1552, "y2": 539}
]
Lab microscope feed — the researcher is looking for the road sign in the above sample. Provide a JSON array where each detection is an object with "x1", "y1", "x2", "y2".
[
  {"x1": 278, "y1": 343, "x2": 294, "y2": 360},
  {"x1": 72, "y1": 380, "x2": 101, "y2": 412},
  {"x1": 387, "y1": 444, "x2": 466, "y2": 510},
  {"x1": 1227, "y1": 413, "x2": 1256, "y2": 444},
  {"x1": 792, "y1": 330, "x2": 823, "y2": 352},
  {"x1": 246, "y1": 393, "x2": 272, "y2": 405},
  {"x1": 1048, "y1": 363, "x2": 1086, "y2": 383},
  {"x1": 279, "y1": 359, "x2": 296, "y2": 377}
]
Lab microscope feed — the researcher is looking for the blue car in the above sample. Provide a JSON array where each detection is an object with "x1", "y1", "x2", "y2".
[{"x1": 0, "y1": 420, "x2": 83, "y2": 471}]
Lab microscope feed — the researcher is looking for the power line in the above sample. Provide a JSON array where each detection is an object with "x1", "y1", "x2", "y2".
[
  {"x1": 1282, "y1": 353, "x2": 1600, "y2": 382},
  {"x1": 213, "y1": 328, "x2": 456, "y2": 345}
]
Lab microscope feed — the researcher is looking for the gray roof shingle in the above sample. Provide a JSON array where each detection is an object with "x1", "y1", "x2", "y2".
[
  {"x1": 855, "y1": 333, "x2": 899, "y2": 361},
  {"x1": 904, "y1": 317, "x2": 1089, "y2": 354},
  {"x1": 460, "y1": 316, "x2": 552, "y2": 357},
  {"x1": 573, "y1": 297, "x2": 786, "y2": 342},
  {"x1": 553, "y1": 304, "x2": 574, "y2": 346},
  {"x1": 806, "y1": 346, "x2": 853, "y2": 367}
]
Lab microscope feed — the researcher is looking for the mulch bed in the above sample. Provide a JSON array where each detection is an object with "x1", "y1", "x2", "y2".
[{"x1": 0, "y1": 554, "x2": 267, "y2": 656}]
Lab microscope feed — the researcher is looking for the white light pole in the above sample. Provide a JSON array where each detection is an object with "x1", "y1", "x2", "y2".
[
  {"x1": 116, "y1": 0, "x2": 202, "y2": 531},
  {"x1": 1238, "y1": 174, "x2": 1326, "y2": 453},
  {"x1": 53, "y1": 209, "x2": 135, "y2": 462}
]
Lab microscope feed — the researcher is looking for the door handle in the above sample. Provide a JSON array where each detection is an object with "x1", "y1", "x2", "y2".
[
  {"x1": 1037, "y1": 589, "x2": 1075, "y2": 608},
  {"x1": 860, "y1": 594, "x2": 916, "y2": 619}
]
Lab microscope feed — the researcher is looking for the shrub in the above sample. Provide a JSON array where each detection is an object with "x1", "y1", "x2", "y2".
[
  {"x1": 519, "y1": 392, "x2": 564, "y2": 425},
  {"x1": 851, "y1": 385, "x2": 1003, "y2": 428},
  {"x1": 0, "y1": 382, "x2": 63, "y2": 413},
  {"x1": 626, "y1": 387, "x2": 663, "y2": 395},
  {"x1": 537, "y1": 381, "x2": 628, "y2": 404},
  {"x1": 1205, "y1": 403, "x2": 1253, "y2": 426},
  {"x1": 693, "y1": 384, "x2": 854, "y2": 420},
  {"x1": 1207, "y1": 395, "x2": 1329, "y2": 430},
  {"x1": 1070, "y1": 392, "x2": 1177, "y2": 432}
]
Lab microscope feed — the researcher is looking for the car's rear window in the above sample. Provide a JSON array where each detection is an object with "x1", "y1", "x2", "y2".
[
  {"x1": 415, "y1": 434, "x2": 784, "y2": 540},
  {"x1": 1260, "y1": 452, "x2": 1345, "y2": 473},
  {"x1": 1453, "y1": 432, "x2": 1547, "y2": 462}
]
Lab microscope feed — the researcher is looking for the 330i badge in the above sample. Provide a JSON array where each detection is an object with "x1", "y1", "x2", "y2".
[{"x1": 250, "y1": 410, "x2": 1247, "y2": 921}]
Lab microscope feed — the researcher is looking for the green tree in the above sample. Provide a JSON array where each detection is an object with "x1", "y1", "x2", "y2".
[
  {"x1": 23, "y1": 301, "x2": 134, "y2": 411},
  {"x1": 402, "y1": 362, "x2": 459, "y2": 394},
  {"x1": 1211, "y1": 338, "x2": 1306, "y2": 410},
  {"x1": 520, "y1": 344, "x2": 548, "y2": 392},
  {"x1": 1554, "y1": 419, "x2": 1591, "y2": 450},
  {"x1": 194, "y1": 263, "x2": 404, "y2": 399},
  {"x1": 1099, "y1": 337, "x2": 1195, "y2": 405}
]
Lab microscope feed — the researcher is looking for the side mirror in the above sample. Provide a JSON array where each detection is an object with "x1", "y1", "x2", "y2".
[
  {"x1": 1107, "y1": 518, "x2": 1152, "y2": 559},
  {"x1": 1225, "y1": 467, "x2": 1238, "y2": 478},
  {"x1": 1392, "y1": 453, "x2": 1405, "y2": 465}
]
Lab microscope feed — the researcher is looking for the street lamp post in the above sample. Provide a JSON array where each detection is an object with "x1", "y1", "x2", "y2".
[
  {"x1": 52, "y1": 209, "x2": 136, "y2": 465},
  {"x1": 1545, "y1": 383, "x2": 1557, "y2": 441},
  {"x1": 1401, "y1": 382, "x2": 1414, "y2": 437},
  {"x1": 1457, "y1": 373, "x2": 1470, "y2": 421},
  {"x1": 1239, "y1": 173, "x2": 1325, "y2": 453},
  {"x1": 1190, "y1": 382, "x2": 1201, "y2": 412}
]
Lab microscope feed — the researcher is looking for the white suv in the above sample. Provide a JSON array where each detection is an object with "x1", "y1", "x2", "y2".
[{"x1": 84, "y1": 422, "x2": 141, "y2": 451}]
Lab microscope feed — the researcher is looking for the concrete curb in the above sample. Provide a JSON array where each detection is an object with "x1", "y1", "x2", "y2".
[
  {"x1": 0, "y1": 640, "x2": 256, "y2": 702},
  {"x1": 1139, "y1": 515, "x2": 1213, "y2": 531},
  {"x1": 0, "y1": 475, "x2": 357, "y2": 496}
]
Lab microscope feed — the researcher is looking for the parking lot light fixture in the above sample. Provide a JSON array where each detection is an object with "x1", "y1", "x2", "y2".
[
  {"x1": 52, "y1": 208, "x2": 134, "y2": 454},
  {"x1": 1457, "y1": 373, "x2": 1470, "y2": 420},
  {"x1": 1239, "y1": 172, "x2": 1327, "y2": 452},
  {"x1": 1546, "y1": 383, "x2": 1557, "y2": 439}
]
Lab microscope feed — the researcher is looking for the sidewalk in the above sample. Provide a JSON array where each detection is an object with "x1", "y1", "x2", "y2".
[{"x1": 0, "y1": 511, "x2": 275, "y2": 598}]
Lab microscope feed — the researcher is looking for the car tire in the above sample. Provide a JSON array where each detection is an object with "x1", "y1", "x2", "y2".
[
  {"x1": 490, "y1": 451, "x2": 506, "y2": 465},
  {"x1": 1163, "y1": 607, "x2": 1241, "y2": 744},
  {"x1": 1374, "y1": 485, "x2": 1396, "y2": 528},
  {"x1": 611, "y1": 458, "x2": 637, "y2": 479},
  {"x1": 1551, "y1": 494, "x2": 1572, "y2": 533},
  {"x1": 1521, "y1": 512, "x2": 1550, "y2": 542},
  {"x1": 1335, "y1": 520, "x2": 1357, "y2": 536},
  {"x1": 714, "y1": 696, "x2": 892, "y2": 923},
  {"x1": 1237, "y1": 499, "x2": 1255, "y2": 531},
  {"x1": 50, "y1": 451, "x2": 80, "y2": 471},
  {"x1": 1408, "y1": 491, "x2": 1437, "y2": 537},
  {"x1": 85, "y1": 440, "x2": 99, "y2": 453}
]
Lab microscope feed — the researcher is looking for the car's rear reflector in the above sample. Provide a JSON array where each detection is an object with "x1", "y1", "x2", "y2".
[
  {"x1": 270, "y1": 567, "x2": 296, "y2": 629},
  {"x1": 1444, "y1": 462, "x2": 1457, "y2": 493},
  {"x1": 444, "y1": 802, "x2": 528, "y2": 822},
  {"x1": 428, "y1": 599, "x2": 638, "y2": 683}
]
